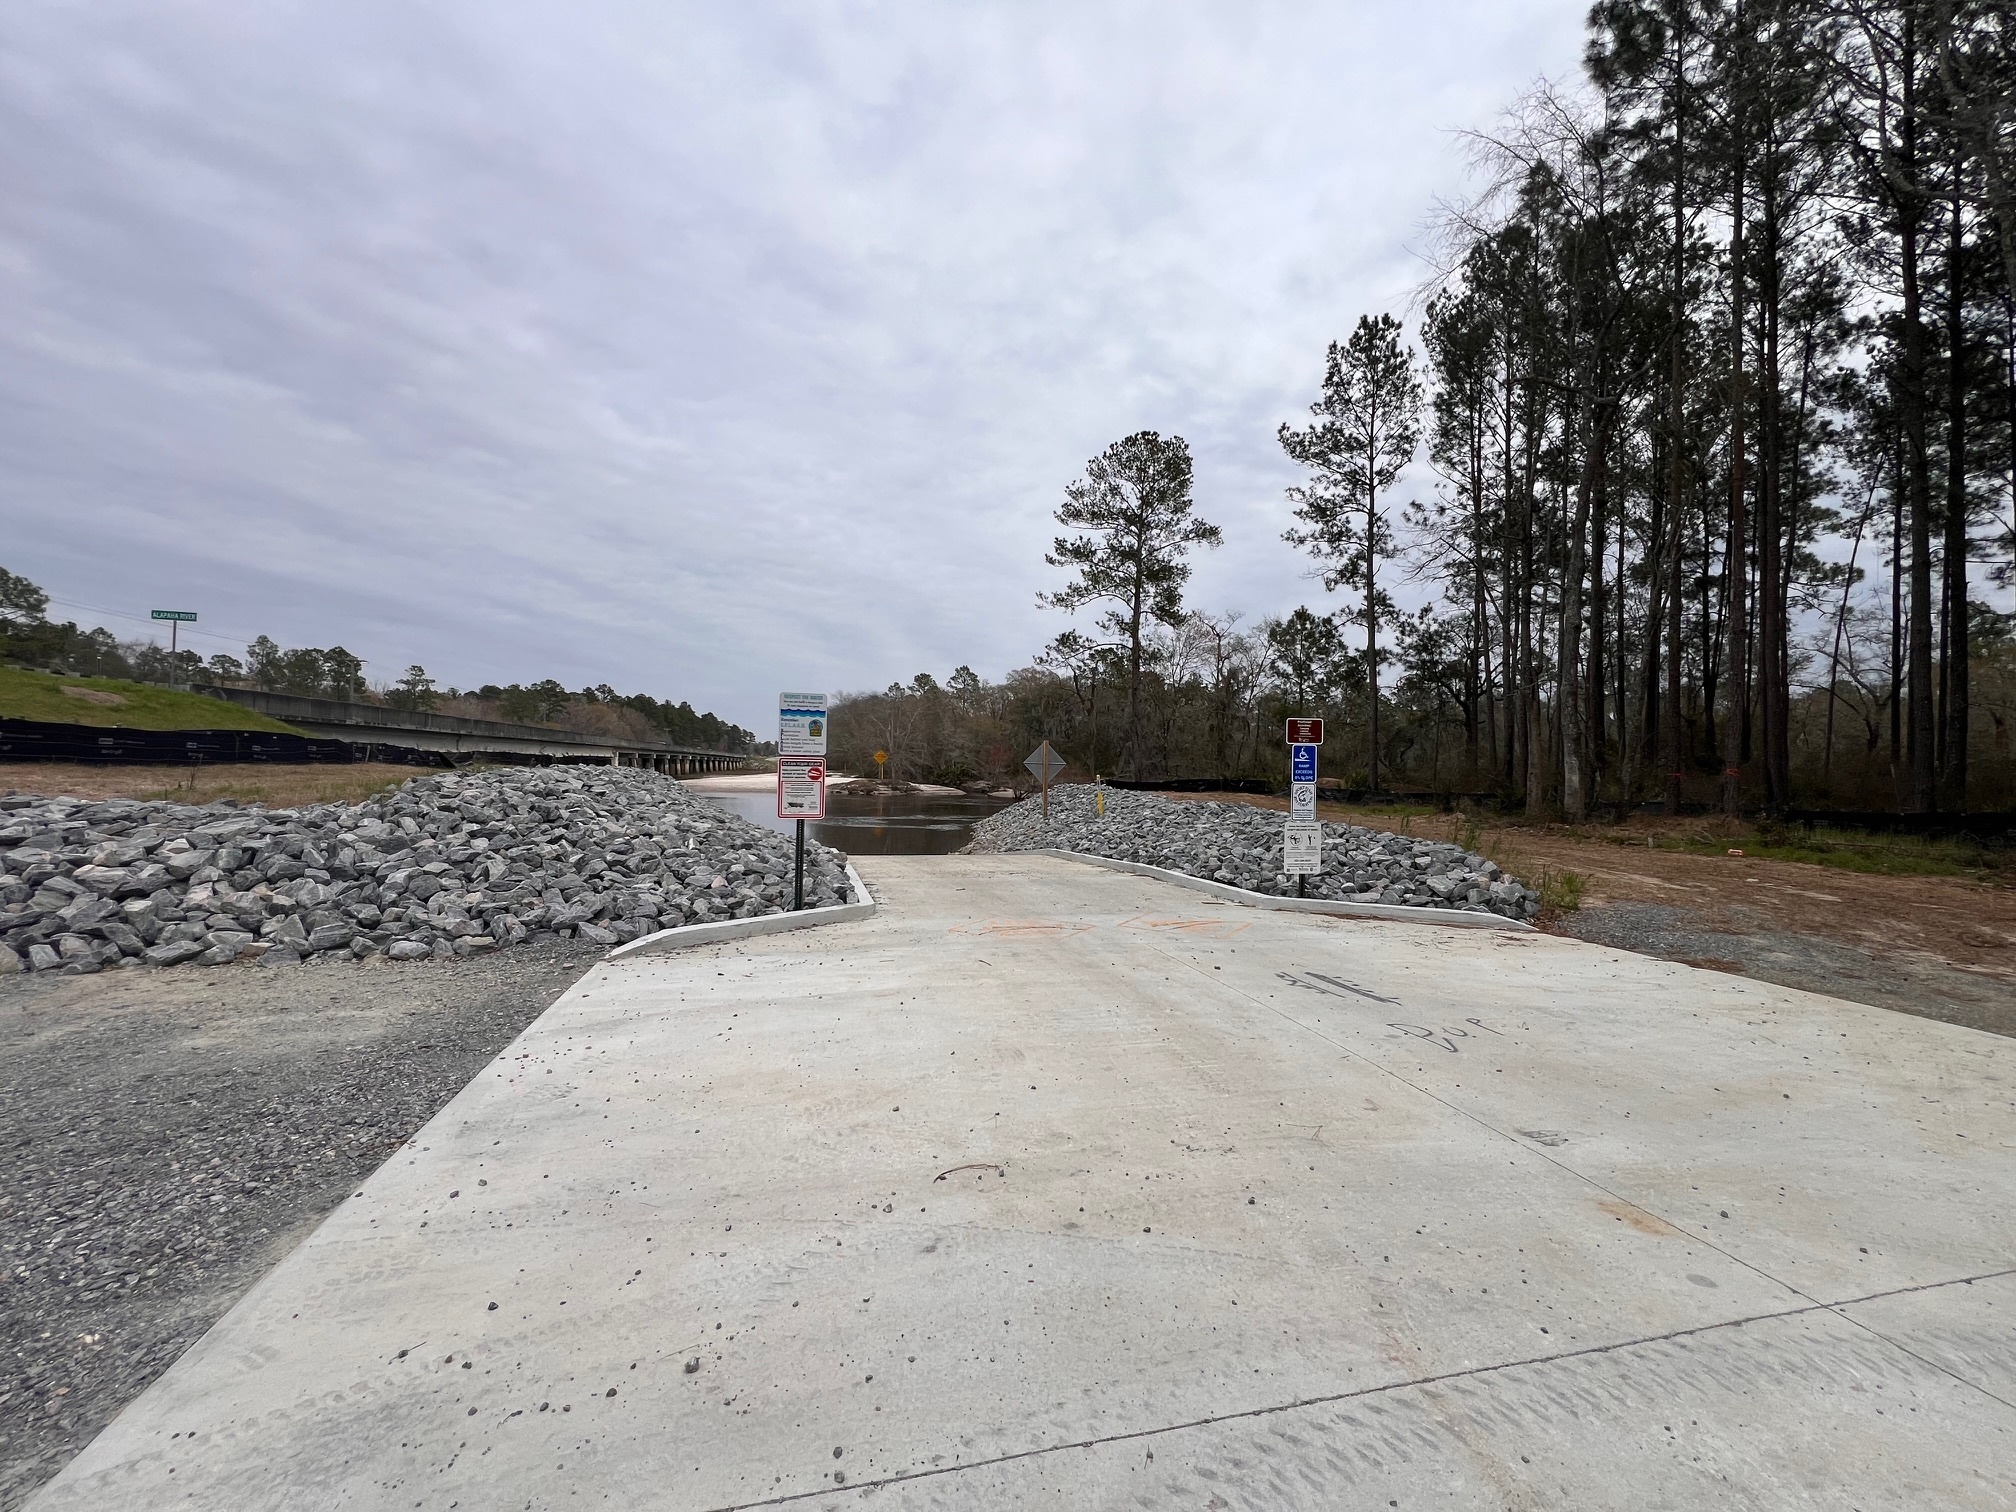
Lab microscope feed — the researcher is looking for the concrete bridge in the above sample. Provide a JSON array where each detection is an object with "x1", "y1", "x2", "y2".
[{"x1": 192, "y1": 686, "x2": 758, "y2": 775}]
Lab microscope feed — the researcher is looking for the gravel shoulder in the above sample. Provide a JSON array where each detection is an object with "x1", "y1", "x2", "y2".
[{"x1": 0, "y1": 943, "x2": 601, "y2": 1511}]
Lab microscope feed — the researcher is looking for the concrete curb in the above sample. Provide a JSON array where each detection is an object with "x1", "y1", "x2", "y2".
[
  {"x1": 604, "y1": 863, "x2": 877, "y2": 959},
  {"x1": 1022, "y1": 849, "x2": 1535, "y2": 931}
]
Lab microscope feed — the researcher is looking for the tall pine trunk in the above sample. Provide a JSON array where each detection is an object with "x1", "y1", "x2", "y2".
[
  {"x1": 1940, "y1": 148, "x2": 1969, "y2": 809},
  {"x1": 1501, "y1": 331, "x2": 1521, "y2": 793},
  {"x1": 1890, "y1": 449, "x2": 1904, "y2": 792},
  {"x1": 1469, "y1": 402, "x2": 1488, "y2": 785},
  {"x1": 1899, "y1": 11, "x2": 1937, "y2": 812},
  {"x1": 1758, "y1": 129, "x2": 1788, "y2": 811},
  {"x1": 1663, "y1": 8, "x2": 1690, "y2": 816},
  {"x1": 1721, "y1": 124, "x2": 1750, "y2": 817},
  {"x1": 1127, "y1": 581, "x2": 1144, "y2": 780},
  {"x1": 1589, "y1": 421, "x2": 1609, "y2": 798},
  {"x1": 1561, "y1": 400, "x2": 1596, "y2": 822},
  {"x1": 1521, "y1": 399, "x2": 1546, "y2": 814},
  {"x1": 1365, "y1": 485, "x2": 1382, "y2": 793}
]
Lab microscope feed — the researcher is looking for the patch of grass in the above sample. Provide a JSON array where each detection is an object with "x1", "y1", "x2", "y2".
[
  {"x1": 0, "y1": 665, "x2": 298, "y2": 733},
  {"x1": 1648, "y1": 826, "x2": 2007, "y2": 881},
  {"x1": 137, "y1": 767, "x2": 425, "y2": 809},
  {"x1": 1535, "y1": 866, "x2": 1588, "y2": 912},
  {"x1": 1313, "y1": 801, "x2": 1444, "y2": 831}
]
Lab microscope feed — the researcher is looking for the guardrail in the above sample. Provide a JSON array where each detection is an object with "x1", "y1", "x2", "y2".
[{"x1": 188, "y1": 686, "x2": 756, "y2": 773}]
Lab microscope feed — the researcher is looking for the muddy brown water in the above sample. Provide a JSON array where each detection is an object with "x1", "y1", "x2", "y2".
[{"x1": 697, "y1": 790, "x2": 1013, "y2": 856}]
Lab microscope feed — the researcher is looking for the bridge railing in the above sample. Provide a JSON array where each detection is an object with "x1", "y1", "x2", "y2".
[{"x1": 186, "y1": 686, "x2": 761, "y2": 773}]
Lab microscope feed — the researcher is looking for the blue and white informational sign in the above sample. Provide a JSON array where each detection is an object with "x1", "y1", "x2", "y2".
[
  {"x1": 779, "y1": 693, "x2": 829, "y2": 821},
  {"x1": 779, "y1": 693, "x2": 828, "y2": 757},
  {"x1": 1287, "y1": 741, "x2": 1321, "y2": 869}
]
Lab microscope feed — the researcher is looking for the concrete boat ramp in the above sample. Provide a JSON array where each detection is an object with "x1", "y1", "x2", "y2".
[{"x1": 30, "y1": 854, "x2": 2016, "y2": 1510}]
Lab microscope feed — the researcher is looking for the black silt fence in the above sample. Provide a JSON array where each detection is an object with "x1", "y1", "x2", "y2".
[
  {"x1": 1780, "y1": 808, "x2": 2015, "y2": 842},
  {"x1": 1105, "y1": 777, "x2": 1277, "y2": 794},
  {"x1": 0, "y1": 718, "x2": 457, "y2": 767}
]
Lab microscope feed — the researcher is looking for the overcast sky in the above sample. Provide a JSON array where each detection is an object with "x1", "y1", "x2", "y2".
[{"x1": 4, "y1": 2, "x2": 1586, "y2": 732}]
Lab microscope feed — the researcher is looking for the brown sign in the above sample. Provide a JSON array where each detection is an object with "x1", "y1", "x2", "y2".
[{"x1": 1284, "y1": 717, "x2": 1324, "y2": 745}]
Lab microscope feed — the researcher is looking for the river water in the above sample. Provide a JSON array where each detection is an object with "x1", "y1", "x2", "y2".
[{"x1": 697, "y1": 789, "x2": 1014, "y2": 856}]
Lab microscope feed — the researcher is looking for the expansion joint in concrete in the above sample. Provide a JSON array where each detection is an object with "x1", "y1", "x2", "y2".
[{"x1": 706, "y1": 1266, "x2": 2016, "y2": 1512}]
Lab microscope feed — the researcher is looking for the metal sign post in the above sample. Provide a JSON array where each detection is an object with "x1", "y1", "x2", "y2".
[
  {"x1": 1285, "y1": 717, "x2": 1324, "y2": 896},
  {"x1": 1024, "y1": 741, "x2": 1067, "y2": 820},
  {"x1": 779, "y1": 693, "x2": 828, "y2": 910},
  {"x1": 151, "y1": 609, "x2": 197, "y2": 663}
]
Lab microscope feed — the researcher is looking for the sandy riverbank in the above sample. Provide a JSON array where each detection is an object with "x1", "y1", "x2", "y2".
[
  {"x1": 681, "y1": 771, "x2": 970, "y2": 797},
  {"x1": 679, "y1": 770, "x2": 844, "y2": 794}
]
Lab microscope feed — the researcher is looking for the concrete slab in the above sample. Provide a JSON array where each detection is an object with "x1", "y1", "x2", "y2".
[
  {"x1": 29, "y1": 854, "x2": 2016, "y2": 1510},
  {"x1": 1836, "y1": 1269, "x2": 2016, "y2": 1404}
]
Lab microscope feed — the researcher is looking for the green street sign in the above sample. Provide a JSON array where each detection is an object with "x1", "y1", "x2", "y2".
[{"x1": 150, "y1": 609, "x2": 198, "y2": 621}]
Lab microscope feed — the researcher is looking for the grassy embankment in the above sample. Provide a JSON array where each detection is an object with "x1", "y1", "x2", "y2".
[
  {"x1": 0, "y1": 666, "x2": 296, "y2": 733},
  {"x1": 0, "y1": 665, "x2": 437, "y2": 806}
]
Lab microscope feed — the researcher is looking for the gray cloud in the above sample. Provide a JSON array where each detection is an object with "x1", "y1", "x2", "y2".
[{"x1": 2, "y1": 1, "x2": 1581, "y2": 730}]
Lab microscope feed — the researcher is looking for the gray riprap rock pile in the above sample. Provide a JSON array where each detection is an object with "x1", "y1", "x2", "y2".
[
  {"x1": 0, "y1": 767, "x2": 852, "y2": 974},
  {"x1": 968, "y1": 786, "x2": 1538, "y2": 921}
]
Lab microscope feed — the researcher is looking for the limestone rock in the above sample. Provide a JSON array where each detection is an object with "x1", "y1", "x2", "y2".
[
  {"x1": 0, "y1": 767, "x2": 851, "y2": 973},
  {"x1": 968, "y1": 788, "x2": 1539, "y2": 922}
]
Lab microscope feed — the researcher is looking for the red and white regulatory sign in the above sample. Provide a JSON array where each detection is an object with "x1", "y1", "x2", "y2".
[{"x1": 777, "y1": 757, "x2": 827, "y2": 819}]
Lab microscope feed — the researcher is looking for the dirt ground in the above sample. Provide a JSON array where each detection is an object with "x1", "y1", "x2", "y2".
[
  {"x1": 0, "y1": 763, "x2": 440, "y2": 809},
  {"x1": 1170, "y1": 792, "x2": 2016, "y2": 1041},
  {"x1": 0, "y1": 944, "x2": 602, "y2": 1511}
]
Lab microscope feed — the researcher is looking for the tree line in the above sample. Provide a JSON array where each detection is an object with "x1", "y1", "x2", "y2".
[
  {"x1": 0, "y1": 566, "x2": 756, "y2": 752},
  {"x1": 1396, "y1": 0, "x2": 2016, "y2": 818},
  {"x1": 839, "y1": 0, "x2": 2016, "y2": 814}
]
